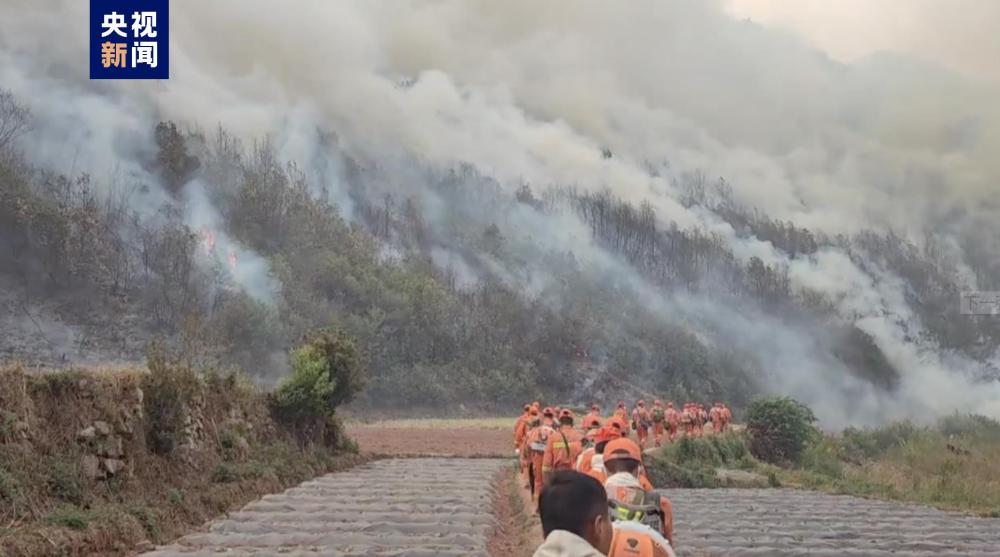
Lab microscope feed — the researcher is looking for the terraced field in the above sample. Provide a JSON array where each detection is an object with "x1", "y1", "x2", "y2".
[
  {"x1": 669, "y1": 488, "x2": 1000, "y2": 556},
  {"x1": 142, "y1": 458, "x2": 506, "y2": 557}
]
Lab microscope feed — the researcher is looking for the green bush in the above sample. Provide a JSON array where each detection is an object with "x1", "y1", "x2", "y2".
[
  {"x1": 272, "y1": 330, "x2": 364, "y2": 424},
  {"x1": 746, "y1": 396, "x2": 817, "y2": 465}
]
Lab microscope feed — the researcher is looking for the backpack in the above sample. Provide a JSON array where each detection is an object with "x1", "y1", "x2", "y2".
[
  {"x1": 529, "y1": 426, "x2": 551, "y2": 453},
  {"x1": 651, "y1": 407, "x2": 664, "y2": 423},
  {"x1": 608, "y1": 488, "x2": 666, "y2": 535}
]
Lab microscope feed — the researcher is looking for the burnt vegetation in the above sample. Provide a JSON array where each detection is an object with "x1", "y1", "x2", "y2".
[{"x1": 1, "y1": 88, "x2": 999, "y2": 411}]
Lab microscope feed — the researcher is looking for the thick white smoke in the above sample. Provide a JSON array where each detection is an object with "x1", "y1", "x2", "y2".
[{"x1": 2, "y1": 0, "x2": 999, "y2": 425}]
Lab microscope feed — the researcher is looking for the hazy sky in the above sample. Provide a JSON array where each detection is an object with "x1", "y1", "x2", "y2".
[{"x1": 725, "y1": 0, "x2": 1000, "y2": 83}]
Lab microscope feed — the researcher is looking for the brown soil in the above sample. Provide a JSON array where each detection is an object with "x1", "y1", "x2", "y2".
[
  {"x1": 488, "y1": 466, "x2": 540, "y2": 557},
  {"x1": 347, "y1": 424, "x2": 511, "y2": 457}
]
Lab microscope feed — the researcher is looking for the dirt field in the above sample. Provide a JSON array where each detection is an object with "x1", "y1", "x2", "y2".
[
  {"x1": 141, "y1": 458, "x2": 508, "y2": 556},
  {"x1": 346, "y1": 420, "x2": 512, "y2": 457}
]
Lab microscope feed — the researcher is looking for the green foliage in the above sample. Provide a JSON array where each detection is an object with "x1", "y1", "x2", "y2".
[
  {"x1": 746, "y1": 396, "x2": 817, "y2": 465},
  {"x1": 127, "y1": 505, "x2": 160, "y2": 538},
  {"x1": 272, "y1": 330, "x2": 364, "y2": 424},
  {"x1": 645, "y1": 433, "x2": 753, "y2": 488},
  {"x1": 45, "y1": 505, "x2": 91, "y2": 530},
  {"x1": 45, "y1": 459, "x2": 83, "y2": 504},
  {"x1": 143, "y1": 345, "x2": 201, "y2": 455}
]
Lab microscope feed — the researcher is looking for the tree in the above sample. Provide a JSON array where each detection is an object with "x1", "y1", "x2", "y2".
[
  {"x1": 746, "y1": 396, "x2": 817, "y2": 465},
  {"x1": 0, "y1": 89, "x2": 31, "y2": 152},
  {"x1": 272, "y1": 330, "x2": 365, "y2": 424}
]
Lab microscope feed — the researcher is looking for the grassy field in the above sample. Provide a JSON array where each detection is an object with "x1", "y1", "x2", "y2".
[{"x1": 646, "y1": 414, "x2": 1000, "y2": 517}]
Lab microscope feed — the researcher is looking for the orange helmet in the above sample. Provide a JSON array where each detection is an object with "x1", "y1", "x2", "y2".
[
  {"x1": 654, "y1": 399, "x2": 663, "y2": 406},
  {"x1": 637, "y1": 399, "x2": 646, "y2": 406},
  {"x1": 596, "y1": 425, "x2": 623, "y2": 444},
  {"x1": 591, "y1": 404, "x2": 600, "y2": 412},
  {"x1": 523, "y1": 404, "x2": 530, "y2": 412},
  {"x1": 604, "y1": 438, "x2": 643, "y2": 463},
  {"x1": 543, "y1": 407, "x2": 555, "y2": 417},
  {"x1": 558, "y1": 408, "x2": 575, "y2": 421},
  {"x1": 667, "y1": 401, "x2": 674, "y2": 408},
  {"x1": 529, "y1": 407, "x2": 539, "y2": 416}
]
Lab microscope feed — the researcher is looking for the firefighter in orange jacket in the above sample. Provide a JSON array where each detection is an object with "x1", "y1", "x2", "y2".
[
  {"x1": 582, "y1": 404, "x2": 603, "y2": 430},
  {"x1": 650, "y1": 400, "x2": 666, "y2": 447},
  {"x1": 543, "y1": 409, "x2": 584, "y2": 484},
  {"x1": 664, "y1": 402, "x2": 679, "y2": 442},
  {"x1": 523, "y1": 408, "x2": 555, "y2": 502},
  {"x1": 632, "y1": 400, "x2": 651, "y2": 448},
  {"x1": 614, "y1": 401, "x2": 631, "y2": 435},
  {"x1": 603, "y1": 438, "x2": 675, "y2": 549}
]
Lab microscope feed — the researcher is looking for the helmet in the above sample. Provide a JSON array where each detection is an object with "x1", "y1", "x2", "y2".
[
  {"x1": 559, "y1": 408, "x2": 575, "y2": 421},
  {"x1": 596, "y1": 425, "x2": 622, "y2": 444},
  {"x1": 637, "y1": 399, "x2": 646, "y2": 406},
  {"x1": 591, "y1": 404, "x2": 600, "y2": 411},
  {"x1": 603, "y1": 438, "x2": 643, "y2": 463},
  {"x1": 543, "y1": 407, "x2": 555, "y2": 417},
  {"x1": 654, "y1": 399, "x2": 663, "y2": 406},
  {"x1": 666, "y1": 401, "x2": 674, "y2": 407},
  {"x1": 523, "y1": 404, "x2": 530, "y2": 412}
]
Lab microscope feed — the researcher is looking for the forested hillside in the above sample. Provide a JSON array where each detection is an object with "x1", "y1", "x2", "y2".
[
  {"x1": 3, "y1": 90, "x2": 998, "y2": 418},
  {"x1": 3, "y1": 0, "x2": 1000, "y2": 424}
]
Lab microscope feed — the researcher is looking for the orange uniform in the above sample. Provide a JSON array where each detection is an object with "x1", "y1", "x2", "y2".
[
  {"x1": 632, "y1": 401, "x2": 650, "y2": 447},
  {"x1": 650, "y1": 401, "x2": 666, "y2": 447},
  {"x1": 614, "y1": 403, "x2": 631, "y2": 435},
  {"x1": 522, "y1": 419, "x2": 554, "y2": 502},
  {"x1": 582, "y1": 405, "x2": 603, "y2": 430},
  {"x1": 542, "y1": 423, "x2": 584, "y2": 477},
  {"x1": 664, "y1": 403, "x2": 679, "y2": 442},
  {"x1": 603, "y1": 438, "x2": 674, "y2": 548},
  {"x1": 609, "y1": 528, "x2": 674, "y2": 557},
  {"x1": 514, "y1": 405, "x2": 532, "y2": 448}
]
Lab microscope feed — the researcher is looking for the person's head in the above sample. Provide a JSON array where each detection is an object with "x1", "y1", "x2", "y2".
[
  {"x1": 558, "y1": 408, "x2": 575, "y2": 426},
  {"x1": 667, "y1": 401, "x2": 674, "y2": 408},
  {"x1": 603, "y1": 438, "x2": 643, "y2": 477},
  {"x1": 523, "y1": 404, "x2": 531, "y2": 413},
  {"x1": 538, "y1": 471, "x2": 613, "y2": 554},
  {"x1": 594, "y1": 425, "x2": 621, "y2": 454},
  {"x1": 591, "y1": 404, "x2": 600, "y2": 413},
  {"x1": 637, "y1": 399, "x2": 645, "y2": 407}
]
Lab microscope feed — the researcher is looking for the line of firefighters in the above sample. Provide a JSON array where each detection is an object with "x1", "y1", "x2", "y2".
[{"x1": 513, "y1": 400, "x2": 733, "y2": 557}]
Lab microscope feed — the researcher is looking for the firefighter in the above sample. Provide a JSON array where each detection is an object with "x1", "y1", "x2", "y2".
[
  {"x1": 516, "y1": 405, "x2": 538, "y2": 484},
  {"x1": 587, "y1": 428, "x2": 655, "y2": 492},
  {"x1": 614, "y1": 401, "x2": 631, "y2": 435},
  {"x1": 577, "y1": 424, "x2": 619, "y2": 475},
  {"x1": 720, "y1": 403, "x2": 732, "y2": 432},
  {"x1": 515, "y1": 404, "x2": 532, "y2": 451},
  {"x1": 651, "y1": 400, "x2": 666, "y2": 447},
  {"x1": 664, "y1": 402, "x2": 679, "y2": 443},
  {"x1": 542, "y1": 407, "x2": 557, "y2": 427},
  {"x1": 603, "y1": 438, "x2": 675, "y2": 550},
  {"x1": 582, "y1": 404, "x2": 603, "y2": 431},
  {"x1": 543, "y1": 409, "x2": 585, "y2": 483},
  {"x1": 523, "y1": 409, "x2": 556, "y2": 503},
  {"x1": 709, "y1": 402, "x2": 722, "y2": 433},
  {"x1": 632, "y1": 400, "x2": 651, "y2": 448}
]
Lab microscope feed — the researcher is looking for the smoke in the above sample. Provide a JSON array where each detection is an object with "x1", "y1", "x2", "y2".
[{"x1": 2, "y1": 0, "x2": 1000, "y2": 424}]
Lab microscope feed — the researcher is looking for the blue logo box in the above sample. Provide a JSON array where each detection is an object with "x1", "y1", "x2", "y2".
[{"x1": 90, "y1": 0, "x2": 169, "y2": 79}]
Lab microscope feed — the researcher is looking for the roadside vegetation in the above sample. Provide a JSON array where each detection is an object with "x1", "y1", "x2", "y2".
[
  {"x1": 0, "y1": 331, "x2": 364, "y2": 557},
  {"x1": 648, "y1": 396, "x2": 1000, "y2": 516}
]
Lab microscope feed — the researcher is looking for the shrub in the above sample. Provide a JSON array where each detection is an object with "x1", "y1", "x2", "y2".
[
  {"x1": 46, "y1": 459, "x2": 84, "y2": 504},
  {"x1": 272, "y1": 330, "x2": 364, "y2": 425},
  {"x1": 143, "y1": 345, "x2": 201, "y2": 455},
  {"x1": 45, "y1": 505, "x2": 90, "y2": 530},
  {"x1": 746, "y1": 396, "x2": 817, "y2": 465}
]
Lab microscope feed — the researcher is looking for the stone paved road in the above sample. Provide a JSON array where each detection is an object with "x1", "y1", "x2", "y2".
[
  {"x1": 667, "y1": 488, "x2": 1000, "y2": 557},
  {"x1": 142, "y1": 458, "x2": 506, "y2": 557}
]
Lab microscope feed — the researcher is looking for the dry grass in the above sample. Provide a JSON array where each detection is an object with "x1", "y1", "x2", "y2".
[{"x1": 0, "y1": 362, "x2": 361, "y2": 557}]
